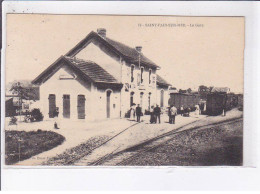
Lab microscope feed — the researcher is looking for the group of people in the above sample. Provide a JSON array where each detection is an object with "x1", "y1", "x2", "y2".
[
  {"x1": 180, "y1": 104, "x2": 201, "y2": 116},
  {"x1": 129, "y1": 104, "x2": 162, "y2": 124},
  {"x1": 150, "y1": 105, "x2": 162, "y2": 124},
  {"x1": 129, "y1": 103, "x2": 204, "y2": 124},
  {"x1": 129, "y1": 104, "x2": 143, "y2": 122},
  {"x1": 129, "y1": 104, "x2": 178, "y2": 124}
]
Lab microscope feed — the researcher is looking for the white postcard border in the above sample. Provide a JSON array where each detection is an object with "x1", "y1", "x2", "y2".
[{"x1": 1, "y1": 1, "x2": 260, "y2": 190}]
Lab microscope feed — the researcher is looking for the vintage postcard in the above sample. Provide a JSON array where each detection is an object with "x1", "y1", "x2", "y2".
[{"x1": 4, "y1": 14, "x2": 244, "y2": 166}]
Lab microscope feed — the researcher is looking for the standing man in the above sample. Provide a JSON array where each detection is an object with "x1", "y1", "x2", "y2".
[
  {"x1": 136, "y1": 104, "x2": 142, "y2": 122},
  {"x1": 168, "y1": 106, "x2": 172, "y2": 123},
  {"x1": 154, "y1": 104, "x2": 161, "y2": 124},
  {"x1": 199, "y1": 103, "x2": 204, "y2": 115},
  {"x1": 170, "y1": 105, "x2": 177, "y2": 124},
  {"x1": 54, "y1": 107, "x2": 59, "y2": 129}
]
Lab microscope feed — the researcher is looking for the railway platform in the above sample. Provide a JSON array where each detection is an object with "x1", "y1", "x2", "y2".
[{"x1": 8, "y1": 109, "x2": 242, "y2": 166}]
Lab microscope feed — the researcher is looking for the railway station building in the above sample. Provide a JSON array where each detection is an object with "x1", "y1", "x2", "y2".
[{"x1": 32, "y1": 28, "x2": 171, "y2": 121}]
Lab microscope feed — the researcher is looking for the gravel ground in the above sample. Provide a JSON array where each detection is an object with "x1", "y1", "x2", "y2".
[
  {"x1": 120, "y1": 118, "x2": 243, "y2": 166},
  {"x1": 43, "y1": 135, "x2": 110, "y2": 166}
]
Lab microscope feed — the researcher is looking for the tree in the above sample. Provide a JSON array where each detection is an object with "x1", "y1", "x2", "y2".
[
  {"x1": 208, "y1": 86, "x2": 214, "y2": 92},
  {"x1": 10, "y1": 82, "x2": 37, "y2": 119},
  {"x1": 179, "y1": 89, "x2": 187, "y2": 94},
  {"x1": 10, "y1": 82, "x2": 37, "y2": 100},
  {"x1": 198, "y1": 85, "x2": 208, "y2": 92},
  {"x1": 198, "y1": 85, "x2": 211, "y2": 100}
]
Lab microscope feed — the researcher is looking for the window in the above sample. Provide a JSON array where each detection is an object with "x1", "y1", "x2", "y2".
[
  {"x1": 131, "y1": 65, "x2": 135, "y2": 83},
  {"x1": 149, "y1": 69, "x2": 152, "y2": 84},
  {"x1": 141, "y1": 67, "x2": 144, "y2": 84}
]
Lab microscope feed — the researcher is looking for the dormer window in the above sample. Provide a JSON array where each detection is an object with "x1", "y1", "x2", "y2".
[
  {"x1": 141, "y1": 67, "x2": 144, "y2": 84},
  {"x1": 131, "y1": 65, "x2": 135, "y2": 83},
  {"x1": 149, "y1": 69, "x2": 152, "y2": 84}
]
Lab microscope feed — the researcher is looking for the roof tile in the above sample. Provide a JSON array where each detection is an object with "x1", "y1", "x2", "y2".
[
  {"x1": 157, "y1": 74, "x2": 171, "y2": 86},
  {"x1": 64, "y1": 56, "x2": 119, "y2": 83},
  {"x1": 103, "y1": 36, "x2": 159, "y2": 69}
]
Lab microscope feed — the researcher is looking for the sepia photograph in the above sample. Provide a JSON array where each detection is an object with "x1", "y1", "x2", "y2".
[{"x1": 4, "y1": 14, "x2": 244, "y2": 167}]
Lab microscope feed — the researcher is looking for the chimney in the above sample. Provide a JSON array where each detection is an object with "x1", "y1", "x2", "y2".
[
  {"x1": 135, "y1": 46, "x2": 142, "y2": 53},
  {"x1": 97, "y1": 28, "x2": 106, "y2": 38}
]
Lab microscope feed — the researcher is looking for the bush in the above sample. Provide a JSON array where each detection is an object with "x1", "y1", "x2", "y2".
[
  {"x1": 31, "y1": 108, "x2": 44, "y2": 122},
  {"x1": 24, "y1": 115, "x2": 33, "y2": 123}
]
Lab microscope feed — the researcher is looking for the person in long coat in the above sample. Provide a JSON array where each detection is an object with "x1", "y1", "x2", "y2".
[
  {"x1": 187, "y1": 107, "x2": 191, "y2": 117},
  {"x1": 180, "y1": 105, "x2": 184, "y2": 116},
  {"x1": 150, "y1": 106, "x2": 155, "y2": 124},
  {"x1": 154, "y1": 105, "x2": 161, "y2": 124},
  {"x1": 195, "y1": 104, "x2": 200, "y2": 116},
  {"x1": 129, "y1": 105, "x2": 135, "y2": 121}
]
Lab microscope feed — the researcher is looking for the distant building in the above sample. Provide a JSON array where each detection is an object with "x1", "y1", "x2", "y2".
[
  {"x1": 211, "y1": 87, "x2": 230, "y2": 94},
  {"x1": 156, "y1": 75, "x2": 171, "y2": 108},
  {"x1": 5, "y1": 80, "x2": 40, "y2": 116},
  {"x1": 32, "y1": 28, "x2": 171, "y2": 121}
]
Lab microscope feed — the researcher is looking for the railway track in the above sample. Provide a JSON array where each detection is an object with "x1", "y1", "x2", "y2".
[
  {"x1": 91, "y1": 117, "x2": 243, "y2": 166},
  {"x1": 57, "y1": 122, "x2": 140, "y2": 165}
]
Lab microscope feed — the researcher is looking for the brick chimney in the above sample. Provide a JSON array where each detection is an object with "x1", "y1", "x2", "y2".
[
  {"x1": 135, "y1": 46, "x2": 142, "y2": 53},
  {"x1": 97, "y1": 28, "x2": 106, "y2": 38}
]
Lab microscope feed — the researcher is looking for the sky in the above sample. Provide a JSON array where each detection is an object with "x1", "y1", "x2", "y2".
[{"x1": 5, "y1": 14, "x2": 244, "y2": 93}]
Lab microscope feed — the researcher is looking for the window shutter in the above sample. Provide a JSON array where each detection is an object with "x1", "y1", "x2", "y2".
[{"x1": 137, "y1": 73, "x2": 141, "y2": 86}]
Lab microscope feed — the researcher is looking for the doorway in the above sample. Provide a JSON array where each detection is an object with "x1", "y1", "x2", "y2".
[
  {"x1": 48, "y1": 94, "x2": 56, "y2": 118},
  {"x1": 63, "y1": 94, "x2": 70, "y2": 118},
  {"x1": 77, "y1": 95, "x2": 86, "y2": 119},
  {"x1": 106, "y1": 90, "x2": 112, "y2": 118}
]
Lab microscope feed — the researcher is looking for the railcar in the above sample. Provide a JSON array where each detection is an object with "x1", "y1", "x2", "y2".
[
  {"x1": 206, "y1": 93, "x2": 238, "y2": 116},
  {"x1": 168, "y1": 93, "x2": 200, "y2": 111}
]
